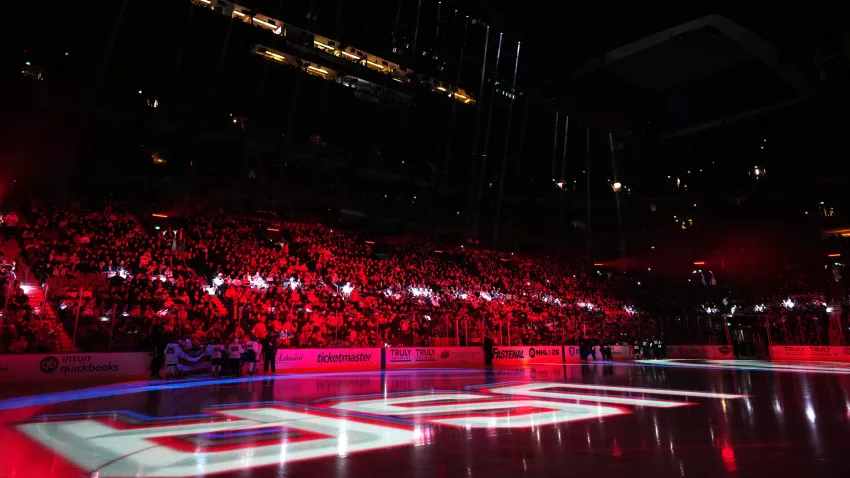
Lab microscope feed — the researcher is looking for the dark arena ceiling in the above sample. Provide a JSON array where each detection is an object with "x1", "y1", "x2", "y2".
[{"x1": 565, "y1": 16, "x2": 808, "y2": 137}]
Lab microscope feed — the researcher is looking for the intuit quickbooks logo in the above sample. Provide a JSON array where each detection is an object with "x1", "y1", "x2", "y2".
[
  {"x1": 40, "y1": 355, "x2": 119, "y2": 375},
  {"x1": 39, "y1": 356, "x2": 59, "y2": 373}
]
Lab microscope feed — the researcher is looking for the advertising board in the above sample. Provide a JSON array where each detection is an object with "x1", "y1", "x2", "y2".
[
  {"x1": 491, "y1": 346, "x2": 570, "y2": 365},
  {"x1": 0, "y1": 352, "x2": 152, "y2": 381},
  {"x1": 769, "y1": 345, "x2": 850, "y2": 362},
  {"x1": 273, "y1": 348, "x2": 382, "y2": 372},
  {"x1": 385, "y1": 347, "x2": 485, "y2": 368}
]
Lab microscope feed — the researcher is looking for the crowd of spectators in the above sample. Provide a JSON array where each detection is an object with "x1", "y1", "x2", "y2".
[
  {"x1": 5, "y1": 199, "x2": 842, "y2": 355},
  {"x1": 1, "y1": 200, "x2": 656, "y2": 353}
]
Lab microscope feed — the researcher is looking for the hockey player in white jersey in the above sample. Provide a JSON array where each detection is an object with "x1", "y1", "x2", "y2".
[
  {"x1": 164, "y1": 341, "x2": 182, "y2": 379},
  {"x1": 207, "y1": 342, "x2": 224, "y2": 376},
  {"x1": 227, "y1": 337, "x2": 244, "y2": 376},
  {"x1": 244, "y1": 337, "x2": 261, "y2": 376}
]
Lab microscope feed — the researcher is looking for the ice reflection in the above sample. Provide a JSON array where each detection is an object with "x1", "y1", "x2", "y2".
[
  {"x1": 413, "y1": 424, "x2": 435, "y2": 446},
  {"x1": 801, "y1": 381, "x2": 823, "y2": 459},
  {"x1": 719, "y1": 440, "x2": 736, "y2": 472},
  {"x1": 845, "y1": 394, "x2": 850, "y2": 421},
  {"x1": 337, "y1": 422, "x2": 348, "y2": 457},
  {"x1": 652, "y1": 415, "x2": 660, "y2": 445},
  {"x1": 611, "y1": 439, "x2": 622, "y2": 458}
]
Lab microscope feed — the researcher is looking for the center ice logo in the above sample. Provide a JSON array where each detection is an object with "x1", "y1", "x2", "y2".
[{"x1": 16, "y1": 382, "x2": 746, "y2": 477}]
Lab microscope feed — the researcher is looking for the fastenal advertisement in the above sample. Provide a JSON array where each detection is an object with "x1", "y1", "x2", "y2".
[{"x1": 491, "y1": 346, "x2": 569, "y2": 365}]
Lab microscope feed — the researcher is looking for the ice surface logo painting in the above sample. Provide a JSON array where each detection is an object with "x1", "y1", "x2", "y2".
[{"x1": 15, "y1": 382, "x2": 747, "y2": 477}]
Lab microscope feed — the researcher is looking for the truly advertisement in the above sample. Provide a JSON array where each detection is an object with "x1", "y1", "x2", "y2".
[
  {"x1": 385, "y1": 347, "x2": 485, "y2": 368},
  {"x1": 387, "y1": 348, "x2": 430, "y2": 363},
  {"x1": 2, "y1": 353, "x2": 151, "y2": 381},
  {"x1": 770, "y1": 345, "x2": 850, "y2": 362},
  {"x1": 274, "y1": 348, "x2": 381, "y2": 371}
]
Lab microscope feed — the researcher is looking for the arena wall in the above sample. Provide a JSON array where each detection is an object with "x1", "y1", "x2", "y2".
[{"x1": 9, "y1": 343, "x2": 844, "y2": 382}]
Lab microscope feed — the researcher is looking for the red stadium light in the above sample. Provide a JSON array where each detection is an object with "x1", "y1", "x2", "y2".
[
  {"x1": 593, "y1": 263, "x2": 605, "y2": 266},
  {"x1": 693, "y1": 261, "x2": 705, "y2": 265},
  {"x1": 267, "y1": 228, "x2": 279, "y2": 232},
  {"x1": 828, "y1": 253, "x2": 841, "y2": 257},
  {"x1": 434, "y1": 250, "x2": 443, "y2": 253},
  {"x1": 365, "y1": 240, "x2": 375, "y2": 245},
  {"x1": 151, "y1": 213, "x2": 168, "y2": 218}
]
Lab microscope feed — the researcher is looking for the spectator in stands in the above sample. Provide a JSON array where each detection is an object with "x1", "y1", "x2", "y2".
[{"x1": 7, "y1": 335, "x2": 28, "y2": 353}]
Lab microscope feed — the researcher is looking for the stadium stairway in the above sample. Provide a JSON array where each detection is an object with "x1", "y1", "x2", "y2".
[
  {"x1": 3, "y1": 240, "x2": 78, "y2": 352},
  {"x1": 24, "y1": 278, "x2": 77, "y2": 352}
]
